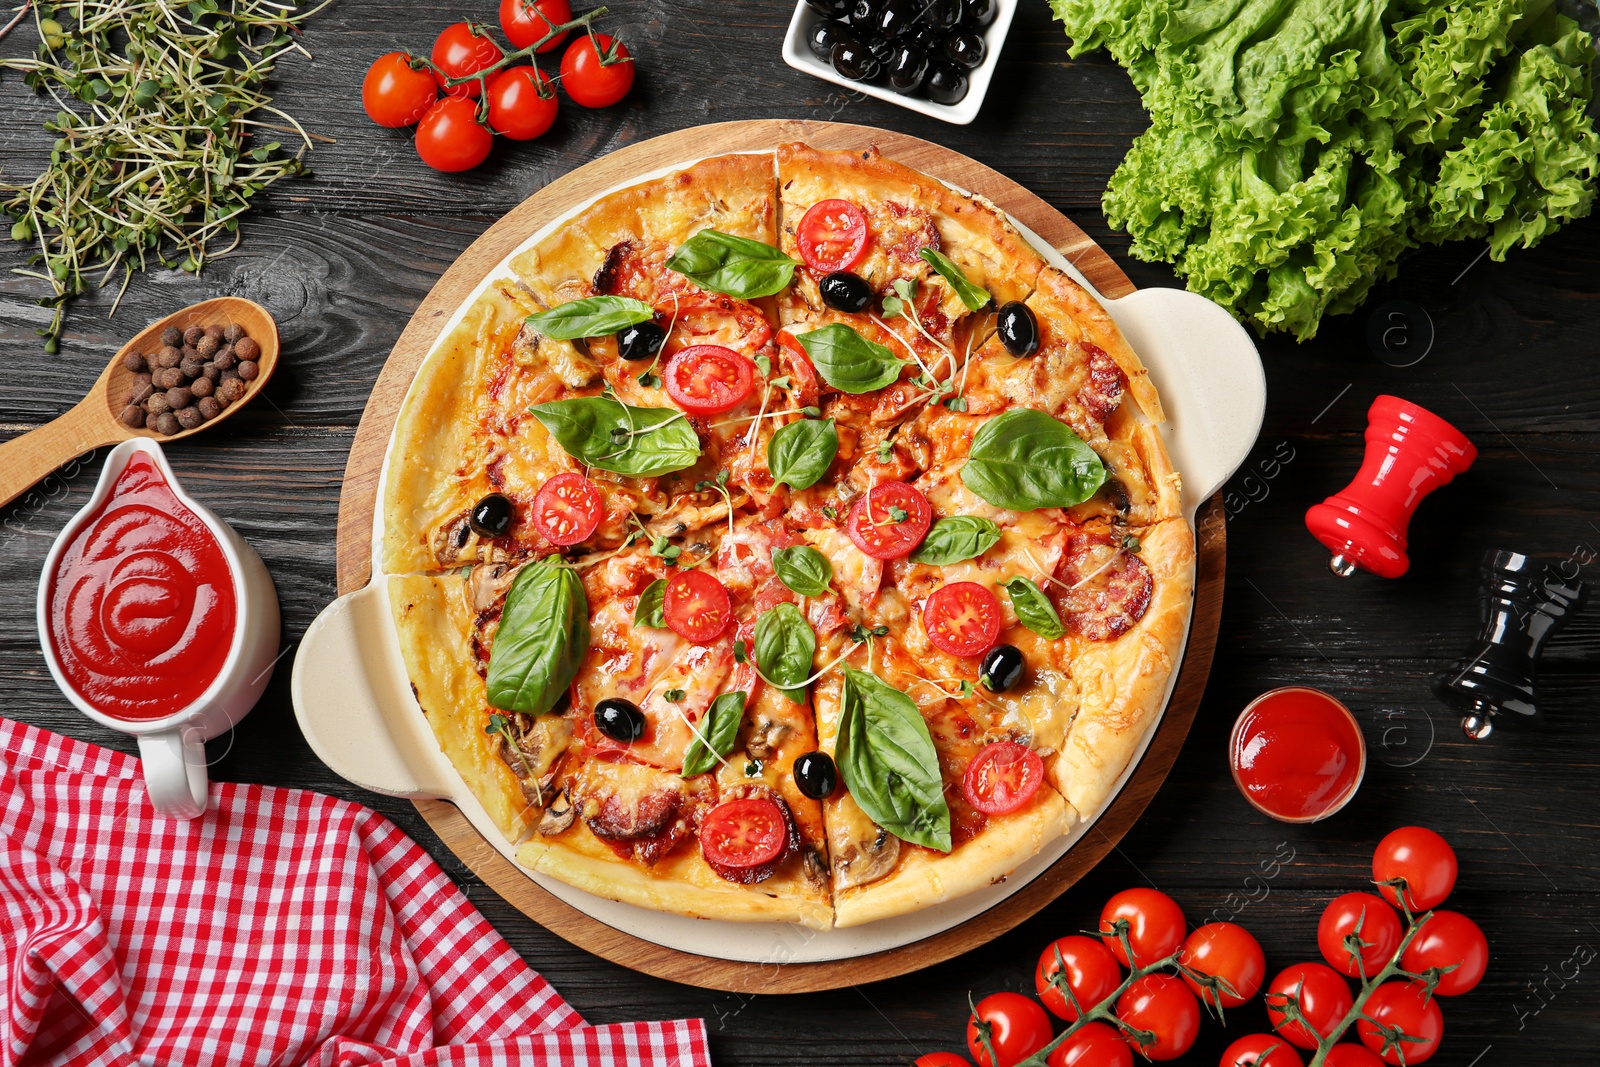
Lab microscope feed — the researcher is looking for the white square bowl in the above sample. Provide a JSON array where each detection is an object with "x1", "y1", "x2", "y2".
[{"x1": 781, "y1": 0, "x2": 1018, "y2": 125}]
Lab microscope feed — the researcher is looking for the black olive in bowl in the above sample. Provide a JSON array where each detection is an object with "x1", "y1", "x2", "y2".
[
  {"x1": 831, "y1": 36, "x2": 881, "y2": 81},
  {"x1": 807, "y1": 18, "x2": 852, "y2": 61},
  {"x1": 941, "y1": 29, "x2": 986, "y2": 69},
  {"x1": 886, "y1": 43, "x2": 929, "y2": 94},
  {"x1": 923, "y1": 61, "x2": 969, "y2": 105}
]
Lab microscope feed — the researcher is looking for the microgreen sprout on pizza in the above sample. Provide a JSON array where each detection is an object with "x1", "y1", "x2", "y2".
[{"x1": 382, "y1": 144, "x2": 1194, "y2": 928}]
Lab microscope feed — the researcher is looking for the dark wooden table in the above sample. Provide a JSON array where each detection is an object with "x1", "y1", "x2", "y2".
[{"x1": 3, "y1": 2, "x2": 1597, "y2": 1062}]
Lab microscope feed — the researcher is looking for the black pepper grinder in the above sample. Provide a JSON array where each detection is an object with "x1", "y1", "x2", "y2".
[{"x1": 1433, "y1": 550, "x2": 1586, "y2": 740}]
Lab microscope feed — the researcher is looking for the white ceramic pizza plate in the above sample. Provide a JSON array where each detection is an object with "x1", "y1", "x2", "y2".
[{"x1": 292, "y1": 152, "x2": 1265, "y2": 965}]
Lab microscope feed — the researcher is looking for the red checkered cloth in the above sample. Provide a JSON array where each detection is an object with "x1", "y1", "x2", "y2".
[{"x1": 0, "y1": 717, "x2": 711, "y2": 1067}]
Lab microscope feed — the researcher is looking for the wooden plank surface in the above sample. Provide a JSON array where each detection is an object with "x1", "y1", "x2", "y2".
[{"x1": 3, "y1": 0, "x2": 1598, "y2": 1060}]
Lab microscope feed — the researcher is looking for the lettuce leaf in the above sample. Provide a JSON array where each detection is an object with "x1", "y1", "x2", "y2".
[{"x1": 1053, "y1": 0, "x2": 1599, "y2": 340}]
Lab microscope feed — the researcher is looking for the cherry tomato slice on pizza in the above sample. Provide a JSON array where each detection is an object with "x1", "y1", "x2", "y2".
[
  {"x1": 700, "y1": 796, "x2": 786, "y2": 868},
  {"x1": 922, "y1": 581, "x2": 1002, "y2": 658},
  {"x1": 531, "y1": 472, "x2": 603, "y2": 546},
  {"x1": 797, "y1": 199, "x2": 869, "y2": 273},
  {"x1": 665, "y1": 345, "x2": 755, "y2": 415},
  {"x1": 964, "y1": 741, "x2": 1044, "y2": 815},
  {"x1": 664, "y1": 569, "x2": 733, "y2": 644},
  {"x1": 846, "y1": 481, "x2": 932, "y2": 560}
]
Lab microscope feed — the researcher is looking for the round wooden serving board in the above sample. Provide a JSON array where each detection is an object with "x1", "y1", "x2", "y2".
[{"x1": 332, "y1": 119, "x2": 1226, "y2": 993}]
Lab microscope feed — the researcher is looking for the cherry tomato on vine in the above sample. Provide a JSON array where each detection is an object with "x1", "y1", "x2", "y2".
[
  {"x1": 665, "y1": 345, "x2": 755, "y2": 414},
  {"x1": 1317, "y1": 893, "x2": 1402, "y2": 980},
  {"x1": 1265, "y1": 962, "x2": 1354, "y2": 1050},
  {"x1": 1372, "y1": 827, "x2": 1457, "y2": 912},
  {"x1": 362, "y1": 52, "x2": 438, "y2": 127},
  {"x1": 1046, "y1": 1022, "x2": 1132, "y2": 1067},
  {"x1": 1035, "y1": 935, "x2": 1122, "y2": 1022},
  {"x1": 560, "y1": 32, "x2": 634, "y2": 108},
  {"x1": 914, "y1": 1055, "x2": 972, "y2": 1067},
  {"x1": 414, "y1": 96, "x2": 493, "y2": 172},
  {"x1": 1219, "y1": 1034, "x2": 1304, "y2": 1067},
  {"x1": 1399, "y1": 910, "x2": 1488, "y2": 996},
  {"x1": 1115, "y1": 974, "x2": 1200, "y2": 1062},
  {"x1": 663, "y1": 569, "x2": 733, "y2": 643},
  {"x1": 1098, "y1": 887, "x2": 1186, "y2": 968},
  {"x1": 1321, "y1": 1045, "x2": 1388, "y2": 1067},
  {"x1": 486, "y1": 66, "x2": 558, "y2": 140},
  {"x1": 431, "y1": 21, "x2": 504, "y2": 99},
  {"x1": 796, "y1": 198, "x2": 869, "y2": 273},
  {"x1": 530, "y1": 471, "x2": 602, "y2": 545},
  {"x1": 922, "y1": 582, "x2": 1003, "y2": 658},
  {"x1": 1356, "y1": 982, "x2": 1443, "y2": 1064},
  {"x1": 966, "y1": 992, "x2": 1052, "y2": 1067},
  {"x1": 1180, "y1": 922, "x2": 1266, "y2": 1008},
  {"x1": 846, "y1": 481, "x2": 932, "y2": 560},
  {"x1": 499, "y1": 0, "x2": 571, "y2": 51}
]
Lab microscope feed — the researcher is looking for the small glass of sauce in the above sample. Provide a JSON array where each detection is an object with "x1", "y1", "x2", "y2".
[{"x1": 1229, "y1": 686, "x2": 1366, "y2": 823}]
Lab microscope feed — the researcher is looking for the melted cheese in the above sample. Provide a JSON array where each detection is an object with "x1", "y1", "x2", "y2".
[{"x1": 801, "y1": 526, "x2": 882, "y2": 613}]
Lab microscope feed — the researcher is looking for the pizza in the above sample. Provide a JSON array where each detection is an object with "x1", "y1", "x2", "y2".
[{"x1": 381, "y1": 143, "x2": 1194, "y2": 930}]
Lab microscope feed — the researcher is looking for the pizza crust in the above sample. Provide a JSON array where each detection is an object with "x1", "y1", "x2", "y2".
[
  {"x1": 1052, "y1": 517, "x2": 1196, "y2": 819},
  {"x1": 388, "y1": 573, "x2": 538, "y2": 842},
  {"x1": 519, "y1": 821, "x2": 832, "y2": 930}
]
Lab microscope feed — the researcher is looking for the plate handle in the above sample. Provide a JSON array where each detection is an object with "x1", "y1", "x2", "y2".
[
  {"x1": 1104, "y1": 287, "x2": 1266, "y2": 507},
  {"x1": 291, "y1": 584, "x2": 453, "y2": 798}
]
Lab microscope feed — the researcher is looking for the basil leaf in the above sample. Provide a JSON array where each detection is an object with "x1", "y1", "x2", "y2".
[
  {"x1": 530, "y1": 396, "x2": 701, "y2": 477},
  {"x1": 486, "y1": 559, "x2": 590, "y2": 715},
  {"x1": 666, "y1": 229, "x2": 799, "y2": 299},
  {"x1": 768, "y1": 417, "x2": 838, "y2": 490},
  {"x1": 798, "y1": 324, "x2": 908, "y2": 394},
  {"x1": 682, "y1": 690, "x2": 746, "y2": 778},
  {"x1": 910, "y1": 515, "x2": 1001, "y2": 566},
  {"x1": 634, "y1": 578, "x2": 666, "y2": 628},
  {"x1": 920, "y1": 248, "x2": 991, "y2": 312},
  {"x1": 960, "y1": 409, "x2": 1108, "y2": 510},
  {"x1": 525, "y1": 296, "x2": 654, "y2": 340},
  {"x1": 835, "y1": 667, "x2": 951, "y2": 852},
  {"x1": 1003, "y1": 576, "x2": 1065, "y2": 639},
  {"x1": 773, "y1": 545, "x2": 832, "y2": 597},
  {"x1": 755, "y1": 602, "x2": 816, "y2": 705}
]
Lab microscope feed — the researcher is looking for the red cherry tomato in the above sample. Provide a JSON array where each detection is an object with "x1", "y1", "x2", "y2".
[
  {"x1": 1322, "y1": 1045, "x2": 1388, "y2": 1067},
  {"x1": 560, "y1": 33, "x2": 634, "y2": 108},
  {"x1": 964, "y1": 741, "x2": 1044, "y2": 815},
  {"x1": 499, "y1": 0, "x2": 571, "y2": 51},
  {"x1": 1099, "y1": 887, "x2": 1186, "y2": 969},
  {"x1": 966, "y1": 992, "x2": 1052, "y2": 1067},
  {"x1": 1356, "y1": 982, "x2": 1444, "y2": 1065},
  {"x1": 1400, "y1": 910, "x2": 1488, "y2": 996},
  {"x1": 1180, "y1": 922, "x2": 1266, "y2": 1009},
  {"x1": 914, "y1": 1056, "x2": 973, "y2": 1067},
  {"x1": 845, "y1": 481, "x2": 932, "y2": 560},
  {"x1": 1035, "y1": 935, "x2": 1122, "y2": 1022},
  {"x1": 1220, "y1": 1034, "x2": 1305, "y2": 1067},
  {"x1": 922, "y1": 582, "x2": 1003, "y2": 658},
  {"x1": 796, "y1": 198, "x2": 869, "y2": 273},
  {"x1": 699, "y1": 797, "x2": 786, "y2": 867},
  {"x1": 486, "y1": 66, "x2": 558, "y2": 140},
  {"x1": 1265, "y1": 962, "x2": 1355, "y2": 1050},
  {"x1": 1115, "y1": 974, "x2": 1200, "y2": 1062},
  {"x1": 1372, "y1": 827, "x2": 1457, "y2": 912},
  {"x1": 663, "y1": 569, "x2": 733, "y2": 644},
  {"x1": 1317, "y1": 892, "x2": 1402, "y2": 980},
  {"x1": 1046, "y1": 1022, "x2": 1132, "y2": 1067},
  {"x1": 431, "y1": 21, "x2": 504, "y2": 99},
  {"x1": 531, "y1": 472, "x2": 602, "y2": 545},
  {"x1": 362, "y1": 52, "x2": 438, "y2": 127},
  {"x1": 776, "y1": 330, "x2": 821, "y2": 407},
  {"x1": 414, "y1": 96, "x2": 493, "y2": 173},
  {"x1": 664, "y1": 345, "x2": 754, "y2": 415}
]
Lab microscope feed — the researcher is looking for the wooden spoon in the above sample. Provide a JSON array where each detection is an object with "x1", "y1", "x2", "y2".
[{"x1": 0, "y1": 296, "x2": 279, "y2": 511}]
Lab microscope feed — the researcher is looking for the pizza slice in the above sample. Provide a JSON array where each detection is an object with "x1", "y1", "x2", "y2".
[{"x1": 383, "y1": 152, "x2": 789, "y2": 576}]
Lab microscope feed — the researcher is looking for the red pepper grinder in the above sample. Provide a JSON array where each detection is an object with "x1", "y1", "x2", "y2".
[{"x1": 1305, "y1": 395, "x2": 1477, "y2": 578}]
